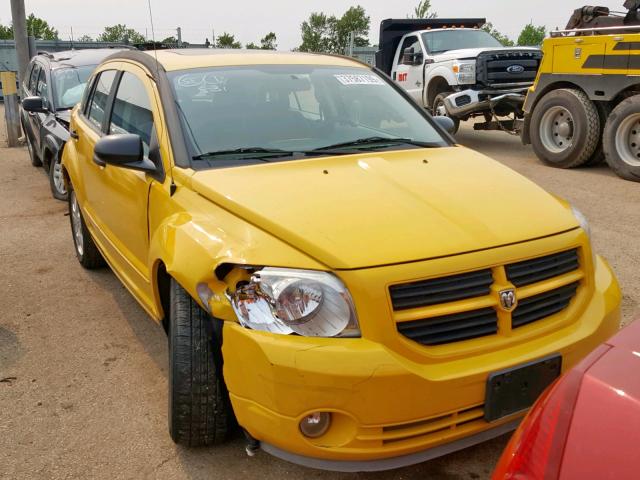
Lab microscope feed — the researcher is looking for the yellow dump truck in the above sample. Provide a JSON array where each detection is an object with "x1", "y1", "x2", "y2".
[{"x1": 522, "y1": 2, "x2": 640, "y2": 182}]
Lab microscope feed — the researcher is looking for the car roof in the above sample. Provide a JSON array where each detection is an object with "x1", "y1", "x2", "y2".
[
  {"x1": 105, "y1": 48, "x2": 369, "y2": 72},
  {"x1": 36, "y1": 48, "x2": 133, "y2": 69}
]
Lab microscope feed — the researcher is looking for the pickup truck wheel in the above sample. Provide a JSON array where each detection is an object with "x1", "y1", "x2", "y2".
[
  {"x1": 168, "y1": 278, "x2": 231, "y2": 447},
  {"x1": 603, "y1": 95, "x2": 640, "y2": 182},
  {"x1": 433, "y1": 93, "x2": 460, "y2": 135},
  {"x1": 26, "y1": 134, "x2": 42, "y2": 167},
  {"x1": 49, "y1": 154, "x2": 68, "y2": 201},
  {"x1": 68, "y1": 189, "x2": 105, "y2": 269},
  {"x1": 530, "y1": 88, "x2": 599, "y2": 168}
]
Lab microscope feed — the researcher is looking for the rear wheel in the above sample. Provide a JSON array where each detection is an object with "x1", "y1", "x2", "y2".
[
  {"x1": 68, "y1": 189, "x2": 105, "y2": 269},
  {"x1": 26, "y1": 134, "x2": 42, "y2": 167},
  {"x1": 530, "y1": 88, "x2": 600, "y2": 168},
  {"x1": 603, "y1": 94, "x2": 640, "y2": 182},
  {"x1": 585, "y1": 102, "x2": 612, "y2": 166},
  {"x1": 433, "y1": 92, "x2": 460, "y2": 135},
  {"x1": 168, "y1": 278, "x2": 232, "y2": 446}
]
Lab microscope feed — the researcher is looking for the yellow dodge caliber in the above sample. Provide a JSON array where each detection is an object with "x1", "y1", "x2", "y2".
[{"x1": 61, "y1": 49, "x2": 621, "y2": 471}]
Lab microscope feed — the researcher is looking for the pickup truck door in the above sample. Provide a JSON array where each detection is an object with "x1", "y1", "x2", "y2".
[{"x1": 393, "y1": 35, "x2": 425, "y2": 105}]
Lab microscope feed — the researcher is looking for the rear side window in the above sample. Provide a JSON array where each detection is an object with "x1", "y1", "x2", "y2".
[
  {"x1": 87, "y1": 70, "x2": 117, "y2": 131},
  {"x1": 109, "y1": 72, "x2": 154, "y2": 148}
]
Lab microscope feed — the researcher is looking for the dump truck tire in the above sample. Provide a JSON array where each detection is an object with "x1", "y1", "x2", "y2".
[
  {"x1": 530, "y1": 88, "x2": 600, "y2": 168},
  {"x1": 603, "y1": 94, "x2": 640, "y2": 182},
  {"x1": 585, "y1": 102, "x2": 612, "y2": 166}
]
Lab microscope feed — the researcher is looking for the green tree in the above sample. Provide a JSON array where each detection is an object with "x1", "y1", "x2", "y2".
[
  {"x1": 245, "y1": 42, "x2": 260, "y2": 49},
  {"x1": 335, "y1": 6, "x2": 370, "y2": 50},
  {"x1": 517, "y1": 23, "x2": 546, "y2": 46},
  {"x1": 161, "y1": 36, "x2": 178, "y2": 44},
  {"x1": 26, "y1": 14, "x2": 58, "y2": 40},
  {"x1": 77, "y1": 34, "x2": 93, "y2": 42},
  {"x1": 299, "y1": 12, "x2": 337, "y2": 53},
  {"x1": 0, "y1": 23, "x2": 12, "y2": 40},
  {"x1": 299, "y1": 7, "x2": 370, "y2": 53},
  {"x1": 413, "y1": 0, "x2": 437, "y2": 19},
  {"x1": 98, "y1": 24, "x2": 146, "y2": 44},
  {"x1": 482, "y1": 22, "x2": 515, "y2": 47},
  {"x1": 260, "y1": 32, "x2": 277, "y2": 50},
  {"x1": 216, "y1": 32, "x2": 241, "y2": 49}
]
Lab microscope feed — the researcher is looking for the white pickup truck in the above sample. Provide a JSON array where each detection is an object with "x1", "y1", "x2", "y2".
[{"x1": 376, "y1": 18, "x2": 542, "y2": 134}]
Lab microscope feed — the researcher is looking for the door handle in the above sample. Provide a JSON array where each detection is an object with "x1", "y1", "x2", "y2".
[{"x1": 69, "y1": 129, "x2": 79, "y2": 140}]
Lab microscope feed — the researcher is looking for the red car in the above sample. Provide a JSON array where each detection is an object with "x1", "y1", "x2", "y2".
[{"x1": 494, "y1": 319, "x2": 640, "y2": 479}]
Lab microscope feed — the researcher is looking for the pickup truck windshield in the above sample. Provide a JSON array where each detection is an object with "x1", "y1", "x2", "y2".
[
  {"x1": 422, "y1": 30, "x2": 503, "y2": 54},
  {"x1": 168, "y1": 65, "x2": 447, "y2": 164},
  {"x1": 53, "y1": 65, "x2": 95, "y2": 110}
]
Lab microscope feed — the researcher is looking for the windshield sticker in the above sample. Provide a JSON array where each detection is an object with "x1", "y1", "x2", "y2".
[{"x1": 334, "y1": 74, "x2": 384, "y2": 86}]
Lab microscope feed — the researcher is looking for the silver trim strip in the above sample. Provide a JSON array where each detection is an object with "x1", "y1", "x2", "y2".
[
  {"x1": 551, "y1": 24, "x2": 640, "y2": 36},
  {"x1": 260, "y1": 418, "x2": 520, "y2": 472}
]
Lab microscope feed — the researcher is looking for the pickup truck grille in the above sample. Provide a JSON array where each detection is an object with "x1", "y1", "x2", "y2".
[
  {"x1": 393, "y1": 249, "x2": 583, "y2": 347},
  {"x1": 476, "y1": 50, "x2": 542, "y2": 87}
]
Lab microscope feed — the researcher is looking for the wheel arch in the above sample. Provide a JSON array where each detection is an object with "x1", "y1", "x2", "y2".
[{"x1": 426, "y1": 75, "x2": 453, "y2": 108}]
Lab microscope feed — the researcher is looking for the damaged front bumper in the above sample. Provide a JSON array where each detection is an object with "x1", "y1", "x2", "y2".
[
  {"x1": 220, "y1": 255, "x2": 621, "y2": 472},
  {"x1": 443, "y1": 87, "x2": 529, "y2": 119}
]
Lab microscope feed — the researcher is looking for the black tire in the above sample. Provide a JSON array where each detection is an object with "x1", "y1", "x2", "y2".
[
  {"x1": 433, "y1": 92, "x2": 460, "y2": 135},
  {"x1": 530, "y1": 88, "x2": 600, "y2": 168},
  {"x1": 68, "y1": 188, "x2": 105, "y2": 269},
  {"x1": 49, "y1": 153, "x2": 68, "y2": 201},
  {"x1": 168, "y1": 278, "x2": 231, "y2": 447},
  {"x1": 26, "y1": 134, "x2": 42, "y2": 167},
  {"x1": 603, "y1": 94, "x2": 640, "y2": 182},
  {"x1": 585, "y1": 102, "x2": 613, "y2": 166}
]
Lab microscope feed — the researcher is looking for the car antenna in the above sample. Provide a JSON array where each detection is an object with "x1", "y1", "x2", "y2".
[{"x1": 147, "y1": 0, "x2": 176, "y2": 196}]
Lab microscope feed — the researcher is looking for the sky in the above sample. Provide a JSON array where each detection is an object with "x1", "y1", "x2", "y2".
[{"x1": 0, "y1": 0, "x2": 628, "y2": 49}]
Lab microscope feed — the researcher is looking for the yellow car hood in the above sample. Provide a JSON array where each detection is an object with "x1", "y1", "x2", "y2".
[{"x1": 190, "y1": 147, "x2": 578, "y2": 269}]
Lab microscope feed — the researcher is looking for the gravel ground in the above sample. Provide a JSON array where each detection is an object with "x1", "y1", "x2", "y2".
[{"x1": 1, "y1": 108, "x2": 638, "y2": 480}]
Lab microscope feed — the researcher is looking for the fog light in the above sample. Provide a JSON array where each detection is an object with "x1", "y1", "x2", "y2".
[{"x1": 299, "y1": 412, "x2": 331, "y2": 438}]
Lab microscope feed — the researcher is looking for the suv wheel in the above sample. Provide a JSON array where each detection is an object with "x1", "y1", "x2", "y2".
[
  {"x1": 433, "y1": 92, "x2": 460, "y2": 135},
  {"x1": 530, "y1": 88, "x2": 600, "y2": 168},
  {"x1": 49, "y1": 154, "x2": 68, "y2": 201},
  {"x1": 168, "y1": 278, "x2": 232, "y2": 447},
  {"x1": 68, "y1": 189, "x2": 105, "y2": 269},
  {"x1": 603, "y1": 94, "x2": 640, "y2": 182},
  {"x1": 26, "y1": 134, "x2": 42, "y2": 167}
]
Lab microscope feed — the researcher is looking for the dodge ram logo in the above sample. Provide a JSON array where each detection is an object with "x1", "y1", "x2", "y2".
[
  {"x1": 499, "y1": 289, "x2": 517, "y2": 312},
  {"x1": 507, "y1": 65, "x2": 525, "y2": 74}
]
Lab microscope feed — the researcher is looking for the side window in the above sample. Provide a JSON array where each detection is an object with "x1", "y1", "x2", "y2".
[
  {"x1": 81, "y1": 75, "x2": 97, "y2": 113},
  {"x1": 109, "y1": 72, "x2": 154, "y2": 149},
  {"x1": 36, "y1": 68, "x2": 49, "y2": 107},
  {"x1": 29, "y1": 63, "x2": 41, "y2": 93},
  {"x1": 400, "y1": 36, "x2": 422, "y2": 65},
  {"x1": 86, "y1": 70, "x2": 117, "y2": 131}
]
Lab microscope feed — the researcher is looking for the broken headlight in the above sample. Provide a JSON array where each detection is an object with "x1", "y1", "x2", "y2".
[{"x1": 228, "y1": 268, "x2": 360, "y2": 338}]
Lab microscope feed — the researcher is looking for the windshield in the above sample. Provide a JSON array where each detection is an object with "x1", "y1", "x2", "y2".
[
  {"x1": 168, "y1": 65, "x2": 447, "y2": 166},
  {"x1": 422, "y1": 30, "x2": 503, "y2": 54},
  {"x1": 53, "y1": 65, "x2": 95, "y2": 110}
]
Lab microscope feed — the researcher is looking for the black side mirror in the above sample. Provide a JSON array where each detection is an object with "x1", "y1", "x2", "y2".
[
  {"x1": 93, "y1": 134, "x2": 157, "y2": 174},
  {"x1": 22, "y1": 96, "x2": 47, "y2": 113},
  {"x1": 402, "y1": 47, "x2": 415, "y2": 65},
  {"x1": 414, "y1": 52, "x2": 424, "y2": 66}
]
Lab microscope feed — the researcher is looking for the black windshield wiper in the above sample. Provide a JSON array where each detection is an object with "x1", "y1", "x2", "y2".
[
  {"x1": 192, "y1": 147, "x2": 295, "y2": 161},
  {"x1": 311, "y1": 137, "x2": 438, "y2": 152}
]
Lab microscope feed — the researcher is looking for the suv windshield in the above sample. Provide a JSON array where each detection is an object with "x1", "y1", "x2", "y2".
[
  {"x1": 168, "y1": 65, "x2": 447, "y2": 165},
  {"x1": 422, "y1": 30, "x2": 503, "y2": 54},
  {"x1": 53, "y1": 65, "x2": 95, "y2": 110}
]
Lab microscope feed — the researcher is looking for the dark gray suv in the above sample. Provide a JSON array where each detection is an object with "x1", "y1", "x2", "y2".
[{"x1": 20, "y1": 48, "x2": 129, "y2": 200}]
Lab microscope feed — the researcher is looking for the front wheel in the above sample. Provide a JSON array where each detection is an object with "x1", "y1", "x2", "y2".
[
  {"x1": 530, "y1": 88, "x2": 600, "y2": 168},
  {"x1": 49, "y1": 154, "x2": 68, "y2": 201},
  {"x1": 603, "y1": 95, "x2": 640, "y2": 182},
  {"x1": 432, "y1": 92, "x2": 460, "y2": 135},
  {"x1": 168, "y1": 278, "x2": 232, "y2": 446}
]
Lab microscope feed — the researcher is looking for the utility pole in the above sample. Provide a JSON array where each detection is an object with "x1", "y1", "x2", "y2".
[
  {"x1": 10, "y1": 0, "x2": 29, "y2": 85},
  {"x1": 177, "y1": 27, "x2": 182, "y2": 48},
  {"x1": 348, "y1": 31, "x2": 355, "y2": 56}
]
